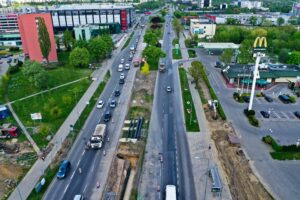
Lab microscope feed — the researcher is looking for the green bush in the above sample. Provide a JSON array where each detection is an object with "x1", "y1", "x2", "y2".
[
  {"x1": 248, "y1": 115, "x2": 259, "y2": 127},
  {"x1": 188, "y1": 49, "x2": 196, "y2": 58},
  {"x1": 9, "y1": 46, "x2": 20, "y2": 52},
  {"x1": 262, "y1": 135, "x2": 282, "y2": 151},
  {"x1": 244, "y1": 109, "x2": 255, "y2": 116},
  {"x1": 172, "y1": 48, "x2": 182, "y2": 59},
  {"x1": 289, "y1": 95, "x2": 296, "y2": 103},
  {"x1": 172, "y1": 38, "x2": 179, "y2": 46}
]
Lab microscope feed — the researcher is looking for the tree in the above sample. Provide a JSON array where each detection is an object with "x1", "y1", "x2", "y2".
[
  {"x1": 73, "y1": 38, "x2": 88, "y2": 49},
  {"x1": 63, "y1": 29, "x2": 74, "y2": 51},
  {"x1": 142, "y1": 45, "x2": 166, "y2": 70},
  {"x1": 34, "y1": 70, "x2": 49, "y2": 89},
  {"x1": 55, "y1": 36, "x2": 60, "y2": 51},
  {"x1": 101, "y1": 35, "x2": 114, "y2": 54},
  {"x1": 69, "y1": 47, "x2": 90, "y2": 68},
  {"x1": 188, "y1": 62, "x2": 202, "y2": 84},
  {"x1": 226, "y1": 18, "x2": 239, "y2": 25},
  {"x1": 261, "y1": 19, "x2": 273, "y2": 27},
  {"x1": 288, "y1": 51, "x2": 300, "y2": 65},
  {"x1": 88, "y1": 37, "x2": 108, "y2": 61},
  {"x1": 160, "y1": 9, "x2": 167, "y2": 17},
  {"x1": 172, "y1": 18, "x2": 182, "y2": 38},
  {"x1": 141, "y1": 62, "x2": 150, "y2": 75},
  {"x1": 144, "y1": 31, "x2": 159, "y2": 46},
  {"x1": 37, "y1": 17, "x2": 51, "y2": 63},
  {"x1": 50, "y1": 106, "x2": 62, "y2": 118},
  {"x1": 22, "y1": 61, "x2": 49, "y2": 89},
  {"x1": 278, "y1": 48, "x2": 289, "y2": 63},
  {"x1": 174, "y1": 10, "x2": 182, "y2": 19},
  {"x1": 249, "y1": 16, "x2": 257, "y2": 26},
  {"x1": 277, "y1": 17, "x2": 285, "y2": 26},
  {"x1": 250, "y1": 28, "x2": 267, "y2": 38},
  {"x1": 220, "y1": 49, "x2": 234, "y2": 64}
]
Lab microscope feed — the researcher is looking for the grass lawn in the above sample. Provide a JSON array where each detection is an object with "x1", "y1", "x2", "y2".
[
  {"x1": 12, "y1": 78, "x2": 91, "y2": 149},
  {"x1": 7, "y1": 66, "x2": 91, "y2": 101},
  {"x1": 172, "y1": 38, "x2": 179, "y2": 46},
  {"x1": 178, "y1": 68, "x2": 200, "y2": 132},
  {"x1": 188, "y1": 49, "x2": 196, "y2": 58},
  {"x1": 172, "y1": 48, "x2": 182, "y2": 60}
]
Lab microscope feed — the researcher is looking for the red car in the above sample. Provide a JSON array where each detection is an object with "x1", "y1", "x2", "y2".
[{"x1": 144, "y1": 11, "x2": 152, "y2": 15}]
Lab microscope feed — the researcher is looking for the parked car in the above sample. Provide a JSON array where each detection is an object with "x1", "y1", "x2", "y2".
[
  {"x1": 243, "y1": 96, "x2": 250, "y2": 103},
  {"x1": 125, "y1": 63, "x2": 130, "y2": 70},
  {"x1": 166, "y1": 86, "x2": 172, "y2": 93},
  {"x1": 57, "y1": 160, "x2": 71, "y2": 179},
  {"x1": 96, "y1": 100, "x2": 104, "y2": 109},
  {"x1": 260, "y1": 111, "x2": 270, "y2": 118},
  {"x1": 104, "y1": 111, "x2": 112, "y2": 122},
  {"x1": 120, "y1": 73, "x2": 125, "y2": 79},
  {"x1": 294, "y1": 111, "x2": 300, "y2": 119},
  {"x1": 120, "y1": 58, "x2": 125, "y2": 64},
  {"x1": 114, "y1": 90, "x2": 121, "y2": 97},
  {"x1": 110, "y1": 99, "x2": 117, "y2": 108},
  {"x1": 264, "y1": 95, "x2": 273, "y2": 102},
  {"x1": 119, "y1": 79, "x2": 125, "y2": 84},
  {"x1": 278, "y1": 95, "x2": 290, "y2": 104}
]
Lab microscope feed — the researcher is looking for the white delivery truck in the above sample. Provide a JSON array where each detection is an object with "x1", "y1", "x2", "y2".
[{"x1": 88, "y1": 124, "x2": 106, "y2": 149}]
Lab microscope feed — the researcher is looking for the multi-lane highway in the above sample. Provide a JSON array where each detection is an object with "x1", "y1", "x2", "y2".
[{"x1": 43, "y1": 28, "x2": 142, "y2": 200}]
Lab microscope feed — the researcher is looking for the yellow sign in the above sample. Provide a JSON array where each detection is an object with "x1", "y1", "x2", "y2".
[{"x1": 253, "y1": 37, "x2": 267, "y2": 48}]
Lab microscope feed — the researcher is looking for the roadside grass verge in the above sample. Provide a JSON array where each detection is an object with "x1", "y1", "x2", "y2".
[
  {"x1": 122, "y1": 32, "x2": 134, "y2": 50},
  {"x1": 27, "y1": 71, "x2": 110, "y2": 200},
  {"x1": 262, "y1": 135, "x2": 300, "y2": 160},
  {"x1": 172, "y1": 38, "x2": 179, "y2": 46},
  {"x1": 172, "y1": 48, "x2": 182, "y2": 60},
  {"x1": 12, "y1": 78, "x2": 91, "y2": 149},
  {"x1": 191, "y1": 61, "x2": 226, "y2": 120},
  {"x1": 178, "y1": 68, "x2": 200, "y2": 132},
  {"x1": 188, "y1": 49, "x2": 196, "y2": 58}
]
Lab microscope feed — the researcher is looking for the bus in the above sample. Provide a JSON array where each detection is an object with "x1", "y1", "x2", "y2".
[{"x1": 166, "y1": 185, "x2": 176, "y2": 200}]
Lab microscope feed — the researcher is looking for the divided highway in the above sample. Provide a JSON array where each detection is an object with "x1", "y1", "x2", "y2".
[{"x1": 43, "y1": 30, "x2": 141, "y2": 200}]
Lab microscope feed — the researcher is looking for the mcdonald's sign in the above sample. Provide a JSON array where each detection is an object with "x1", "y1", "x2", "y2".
[{"x1": 253, "y1": 37, "x2": 267, "y2": 49}]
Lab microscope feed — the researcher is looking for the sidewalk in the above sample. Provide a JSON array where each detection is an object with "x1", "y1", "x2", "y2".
[
  {"x1": 178, "y1": 33, "x2": 232, "y2": 200},
  {"x1": 8, "y1": 36, "x2": 127, "y2": 200}
]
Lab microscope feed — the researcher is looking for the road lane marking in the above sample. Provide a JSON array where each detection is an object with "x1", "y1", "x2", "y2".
[
  {"x1": 70, "y1": 170, "x2": 76, "y2": 179},
  {"x1": 63, "y1": 184, "x2": 70, "y2": 195},
  {"x1": 83, "y1": 184, "x2": 88, "y2": 193}
]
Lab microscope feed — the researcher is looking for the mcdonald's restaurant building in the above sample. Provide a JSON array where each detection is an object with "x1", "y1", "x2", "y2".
[{"x1": 222, "y1": 64, "x2": 300, "y2": 87}]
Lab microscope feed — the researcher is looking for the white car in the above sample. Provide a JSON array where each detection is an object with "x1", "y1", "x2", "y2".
[
  {"x1": 120, "y1": 73, "x2": 125, "y2": 79},
  {"x1": 166, "y1": 86, "x2": 172, "y2": 92},
  {"x1": 120, "y1": 58, "x2": 125, "y2": 64},
  {"x1": 96, "y1": 100, "x2": 104, "y2": 108},
  {"x1": 118, "y1": 64, "x2": 124, "y2": 72},
  {"x1": 125, "y1": 63, "x2": 130, "y2": 70}
]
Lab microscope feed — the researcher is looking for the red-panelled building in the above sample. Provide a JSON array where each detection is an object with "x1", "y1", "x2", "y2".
[{"x1": 18, "y1": 13, "x2": 57, "y2": 63}]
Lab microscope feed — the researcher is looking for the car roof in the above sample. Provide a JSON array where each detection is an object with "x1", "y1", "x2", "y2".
[{"x1": 61, "y1": 160, "x2": 70, "y2": 167}]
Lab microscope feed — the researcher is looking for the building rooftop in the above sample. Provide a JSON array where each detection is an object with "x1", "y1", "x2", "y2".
[
  {"x1": 47, "y1": 4, "x2": 133, "y2": 11},
  {"x1": 198, "y1": 42, "x2": 239, "y2": 49}
]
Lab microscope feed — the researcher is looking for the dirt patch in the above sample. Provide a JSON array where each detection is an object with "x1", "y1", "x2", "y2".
[{"x1": 195, "y1": 73, "x2": 273, "y2": 200}]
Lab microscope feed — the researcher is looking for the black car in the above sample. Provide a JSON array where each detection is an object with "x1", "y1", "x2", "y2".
[
  {"x1": 294, "y1": 111, "x2": 300, "y2": 119},
  {"x1": 260, "y1": 111, "x2": 270, "y2": 118},
  {"x1": 264, "y1": 95, "x2": 273, "y2": 102},
  {"x1": 104, "y1": 111, "x2": 112, "y2": 122},
  {"x1": 278, "y1": 95, "x2": 290, "y2": 104},
  {"x1": 114, "y1": 90, "x2": 121, "y2": 97},
  {"x1": 119, "y1": 79, "x2": 125, "y2": 84}
]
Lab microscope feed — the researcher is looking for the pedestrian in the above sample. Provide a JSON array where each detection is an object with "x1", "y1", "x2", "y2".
[
  {"x1": 107, "y1": 137, "x2": 110, "y2": 142},
  {"x1": 208, "y1": 145, "x2": 211, "y2": 150},
  {"x1": 41, "y1": 156, "x2": 45, "y2": 161}
]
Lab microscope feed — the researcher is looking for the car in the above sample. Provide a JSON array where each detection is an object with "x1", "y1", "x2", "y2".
[
  {"x1": 120, "y1": 58, "x2": 125, "y2": 64},
  {"x1": 110, "y1": 99, "x2": 117, "y2": 108},
  {"x1": 278, "y1": 94, "x2": 290, "y2": 104},
  {"x1": 120, "y1": 73, "x2": 125, "y2": 79},
  {"x1": 128, "y1": 57, "x2": 133, "y2": 61},
  {"x1": 130, "y1": 46, "x2": 135, "y2": 51},
  {"x1": 104, "y1": 111, "x2": 112, "y2": 122},
  {"x1": 96, "y1": 100, "x2": 104, "y2": 109},
  {"x1": 57, "y1": 160, "x2": 71, "y2": 179},
  {"x1": 294, "y1": 111, "x2": 300, "y2": 119},
  {"x1": 7, "y1": 59, "x2": 12, "y2": 63},
  {"x1": 243, "y1": 96, "x2": 250, "y2": 103},
  {"x1": 119, "y1": 79, "x2": 125, "y2": 84},
  {"x1": 118, "y1": 64, "x2": 124, "y2": 72},
  {"x1": 125, "y1": 63, "x2": 130, "y2": 70},
  {"x1": 166, "y1": 86, "x2": 172, "y2": 92},
  {"x1": 73, "y1": 195, "x2": 84, "y2": 200},
  {"x1": 114, "y1": 90, "x2": 121, "y2": 97},
  {"x1": 264, "y1": 95, "x2": 273, "y2": 102},
  {"x1": 260, "y1": 111, "x2": 270, "y2": 118}
]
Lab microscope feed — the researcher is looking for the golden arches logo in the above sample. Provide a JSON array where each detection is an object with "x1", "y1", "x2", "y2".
[{"x1": 253, "y1": 37, "x2": 267, "y2": 48}]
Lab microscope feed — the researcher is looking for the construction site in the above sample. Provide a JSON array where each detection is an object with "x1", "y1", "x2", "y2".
[{"x1": 103, "y1": 71, "x2": 156, "y2": 200}]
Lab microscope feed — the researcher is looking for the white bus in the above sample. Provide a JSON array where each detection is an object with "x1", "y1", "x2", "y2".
[{"x1": 166, "y1": 185, "x2": 176, "y2": 200}]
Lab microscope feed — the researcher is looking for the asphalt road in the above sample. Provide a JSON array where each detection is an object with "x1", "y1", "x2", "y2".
[
  {"x1": 43, "y1": 30, "x2": 141, "y2": 200},
  {"x1": 156, "y1": 9, "x2": 196, "y2": 200},
  {"x1": 195, "y1": 48, "x2": 300, "y2": 200}
]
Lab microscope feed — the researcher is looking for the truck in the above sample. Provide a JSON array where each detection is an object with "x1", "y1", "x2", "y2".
[
  {"x1": 0, "y1": 123, "x2": 19, "y2": 139},
  {"x1": 166, "y1": 185, "x2": 176, "y2": 200},
  {"x1": 159, "y1": 58, "x2": 166, "y2": 72},
  {"x1": 88, "y1": 124, "x2": 106, "y2": 149}
]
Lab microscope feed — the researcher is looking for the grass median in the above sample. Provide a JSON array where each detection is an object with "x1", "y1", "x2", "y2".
[
  {"x1": 27, "y1": 71, "x2": 110, "y2": 200},
  {"x1": 172, "y1": 48, "x2": 182, "y2": 60},
  {"x1": 178, "y1": 68, "x2": 200, "y2": 132}
]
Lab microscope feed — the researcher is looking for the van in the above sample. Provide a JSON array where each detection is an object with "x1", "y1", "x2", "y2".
[{"x1": 118, "y1": 64, "x2": 124, "y2": 72}]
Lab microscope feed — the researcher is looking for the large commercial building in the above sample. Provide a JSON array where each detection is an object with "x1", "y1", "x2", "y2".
[
  {"x1": 18, "y1": 13, "x2": 57, "y2": 62},
  {"x1": 47, "y1": 4, "x2": 136, "y2": 33},
  {"x1": 199, "y1": 0, "x2": 212, "y2": 8},
  {"x1": 0, "y1": 13, "x2": 21, "y2": 46}
]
